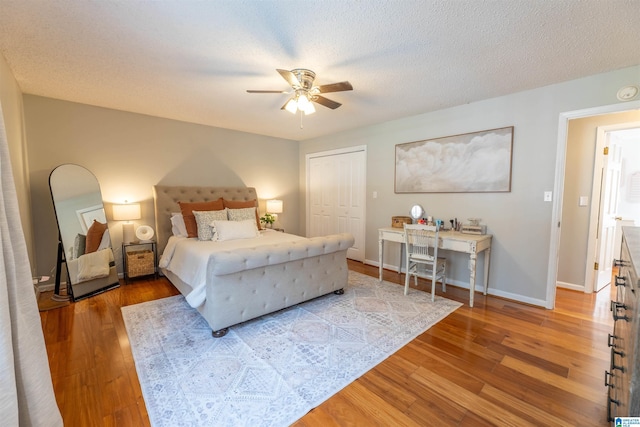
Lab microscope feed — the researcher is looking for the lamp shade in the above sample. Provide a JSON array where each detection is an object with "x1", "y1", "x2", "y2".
[
  {"x1": 113, "y1": 203, "x2": 141, "y2": 221},
  {"x1": 284, "y1": 98, "x2": 298, "y2": 114},
  {"x1": 266, "y1": 199, "x2": 283, "y2": 214}
]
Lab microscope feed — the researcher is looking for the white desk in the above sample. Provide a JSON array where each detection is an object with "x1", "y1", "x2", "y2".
[{"x1": 378, "y1": 227, "x2": 492, "y2": 307}]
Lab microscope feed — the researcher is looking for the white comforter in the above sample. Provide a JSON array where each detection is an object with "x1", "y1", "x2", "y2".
[{"x1": 159, "y1": 230, "x2": 305, "y2": 308}]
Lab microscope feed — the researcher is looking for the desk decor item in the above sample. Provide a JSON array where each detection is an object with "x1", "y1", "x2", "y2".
[
  {"x1": 135, "y1": 225, "x2": 154, "y2": 242},
  {"x1": 392, "y1": 216, "x2": 412, "y2": 228},
  {"x1": 395, "y1": 126, "x2": 513, "y2": 193}
]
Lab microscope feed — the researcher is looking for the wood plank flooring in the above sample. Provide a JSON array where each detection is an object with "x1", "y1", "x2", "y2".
[{"x1": 39, "y1": 261, "x2": 613, "y2": 426}]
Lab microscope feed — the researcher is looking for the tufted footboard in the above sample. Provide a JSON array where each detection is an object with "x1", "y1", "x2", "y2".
[{"x1": 198, "y1": 233, "x2": 354, "y2": 335}]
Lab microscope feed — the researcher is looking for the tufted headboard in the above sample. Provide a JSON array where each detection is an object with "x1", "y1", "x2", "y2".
[{"x1": 153, "y1": 186, "x2": 258, "y2": 255}]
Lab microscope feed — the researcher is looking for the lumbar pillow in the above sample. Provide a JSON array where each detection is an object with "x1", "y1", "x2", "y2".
[
  {"x1": 212, "y1": 219, "x2": 259, "y2": 241},
  {"x1": 178, "y1": 199, "x2": 224, "y2": 238},
  {"x1": 193, "y1": 210, "x2": 228, "y2": 241},
  {"x1": 85, "y1": 220, "x2": 107, "y2": 253}
]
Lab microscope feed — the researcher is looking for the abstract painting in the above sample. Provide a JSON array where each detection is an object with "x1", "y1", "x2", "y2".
[{"x1": 395, "y1": 126, "x2": 513, "y2": 193}]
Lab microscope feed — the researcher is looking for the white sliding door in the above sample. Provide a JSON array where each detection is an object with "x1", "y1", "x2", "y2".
[{"x1": 307, "y1": 146, "x2": 366, "y2": 262}]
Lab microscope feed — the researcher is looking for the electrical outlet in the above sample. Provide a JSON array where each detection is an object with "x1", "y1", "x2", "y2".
[{"x1": 544, "y1": 191, "x2": 552, "y2": 202}]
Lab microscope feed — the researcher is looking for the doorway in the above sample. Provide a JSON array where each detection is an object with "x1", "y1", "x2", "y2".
[
  {"x1": 548, "y1": 102, "x2": 640, "y2": 309},
  {"x1": 585, "y1": 124, "x2": 640, "y2": 293}
]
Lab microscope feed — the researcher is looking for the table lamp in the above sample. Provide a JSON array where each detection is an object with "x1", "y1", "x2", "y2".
[{"x1": 113, "y1": 202, "x2": 141, "y2": 243}]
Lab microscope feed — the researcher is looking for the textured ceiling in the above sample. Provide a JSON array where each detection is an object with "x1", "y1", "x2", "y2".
[{"x1": 1, "y1": 0, "x2": 639, "y2": 141}]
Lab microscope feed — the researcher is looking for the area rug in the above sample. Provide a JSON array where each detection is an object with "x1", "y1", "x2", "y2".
[{"x1": 122, "y1": 271, "x2": 462, "y2": 427}]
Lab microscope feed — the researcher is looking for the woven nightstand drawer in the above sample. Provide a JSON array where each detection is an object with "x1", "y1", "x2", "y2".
[{"x1": 126, "y1": 250, "x2": 155, "y2": 278}]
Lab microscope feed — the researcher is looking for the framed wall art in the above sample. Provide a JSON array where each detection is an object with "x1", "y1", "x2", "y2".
[{"x1": 395, "y1": 126, "x2": 514, "y2": 193}]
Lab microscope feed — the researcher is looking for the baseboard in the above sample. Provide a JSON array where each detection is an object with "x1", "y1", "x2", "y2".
[
  {"x1": 556, "y1": 281, "x2": 585, "y2": 292},
  {"x1": 36, "y1": 282, "x2": 62, "y2": 292},
  {"x1": 365, "y1": 257, "x2": 548, "y2": 308}
]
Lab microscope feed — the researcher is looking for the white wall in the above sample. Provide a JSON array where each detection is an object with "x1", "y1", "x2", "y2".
[
  {"x1": 0, "y1": 53, "x2": 36, "y2": 272},
  {"x1": 23, "y1": 95, "x2": 300, "y2": 278},
  {"x1": 299, "y1": 65, "x2": 640, "y2": 307}
]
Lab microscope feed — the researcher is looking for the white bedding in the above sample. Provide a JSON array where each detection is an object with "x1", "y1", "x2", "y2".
[{"x1": 159, "y1": 229, "x2": 305, "y2": 308}]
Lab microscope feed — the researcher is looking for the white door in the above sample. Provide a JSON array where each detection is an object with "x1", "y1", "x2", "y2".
[
  {"x1": 309, "y1": 155, "x2": 336, "y2": 237},
  {"x1": 307, "y1": 147, "x2": 366, "y2": 262},
  {"x1": 594, "y1": 135, "x2": 622, "y2": 291}
]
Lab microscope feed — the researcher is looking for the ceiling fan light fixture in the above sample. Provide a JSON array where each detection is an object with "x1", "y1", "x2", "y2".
[
  {"x1": 250, "y1": 68, "x2": 353, "y2": 117},
  {"x1": 284, "y1": 98, "x2": 298, "y2": 114},
  {"x1": 303, "y1": 101, "x2": 315, "y2": 115},
  {"x1": 297, "y1": 92, "x2": 310, "y2": 109}
]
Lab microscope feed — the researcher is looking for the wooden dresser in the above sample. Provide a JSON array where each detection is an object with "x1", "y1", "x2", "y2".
[{"x1": 607, "y1": 226, "x2": 640, "y2": 422}]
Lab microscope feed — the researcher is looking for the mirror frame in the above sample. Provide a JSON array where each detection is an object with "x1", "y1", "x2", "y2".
[{"x1": 49, "y1": 164, "x2": 119, "y2": 301}]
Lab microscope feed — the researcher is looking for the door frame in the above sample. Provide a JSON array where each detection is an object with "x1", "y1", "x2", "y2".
[
  {"x1": 584, "y1": 122, "x2": 640, "y2": 293},
  {"x1": 547, "y1": 101, "x2": 640, "y2": 309},
  {"x1": 305, "y1": 145, "x2": 367, "y2": 259}
]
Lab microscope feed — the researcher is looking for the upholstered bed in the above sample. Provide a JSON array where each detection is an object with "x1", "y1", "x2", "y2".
[{"x1": 153, "y1": 185, "x2": 354, "y2": 337}]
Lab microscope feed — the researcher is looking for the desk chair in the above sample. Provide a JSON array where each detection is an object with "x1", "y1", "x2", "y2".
[{"x1": 403, "y1": 224, "x2": 447, "y2": 301}]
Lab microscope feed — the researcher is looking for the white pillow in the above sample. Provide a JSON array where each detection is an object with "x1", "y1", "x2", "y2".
[
  {"x1": 97, "y1": 229, "x2": 111, "y2": 251},
  {"x1": 170, "y1": 212, "x2": 188, "y2": 237},
  {"x1": 193, "y1": 210, "x2": 228, "y2": 241},
  {"x1": 212, "y1": 219, "x2": 259, "y2": 241}
]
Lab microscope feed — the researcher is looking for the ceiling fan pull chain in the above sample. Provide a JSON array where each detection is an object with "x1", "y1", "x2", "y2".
[{"x1": 300, "y1": 110, "x2": 304, "y2": 129}]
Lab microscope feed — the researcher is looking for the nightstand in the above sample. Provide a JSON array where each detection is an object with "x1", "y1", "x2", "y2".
[{"x1": 122, "y1": 241, "x2": 157, "y2": 283}]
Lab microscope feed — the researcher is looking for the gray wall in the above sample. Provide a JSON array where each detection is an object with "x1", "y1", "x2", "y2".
[
  {"x1": 23, "y1": 95, "x2": 299, "y2": 278},
  {"x1": 299, "y1": 65, "x2": 640, "y2": 307}
]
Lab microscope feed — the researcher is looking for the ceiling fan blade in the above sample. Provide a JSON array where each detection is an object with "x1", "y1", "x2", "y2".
[
  {"x1": 316, "y1": 81, "x2": 353, "y2": 93},
  {"x1": 246, "y1": 90, "x2": 288, "y2": 93},
  {"x1": 277, "y1": 69, "x2": 301, "y2": 88},
  {"x1": 313, "y1": 95, "x2": 342, "y2": 109}
]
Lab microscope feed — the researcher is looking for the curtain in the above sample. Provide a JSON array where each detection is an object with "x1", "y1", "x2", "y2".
[{"x1": 0, "y1": 103, "x2": 62, "y2": 424}]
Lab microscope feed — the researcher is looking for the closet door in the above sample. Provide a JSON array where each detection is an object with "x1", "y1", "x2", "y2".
[{"x1": 307, "y1": 148, "x2": 366, "y2": 261}]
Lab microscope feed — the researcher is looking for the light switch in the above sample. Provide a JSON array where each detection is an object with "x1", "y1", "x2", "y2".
[
  {"x1": 544, "y1": 191, "x2": 552, "y2": 202},
  {"x1": 579, "y1": 196, "x2": 589, "y2": 206},
  {"x1": 372, "y1": 191, "x2": 378, "y2": 199}
]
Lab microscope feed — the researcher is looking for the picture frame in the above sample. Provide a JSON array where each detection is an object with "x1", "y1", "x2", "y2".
[{"x1": 395, "y1": 126, "x2": 514, "y2": 193}]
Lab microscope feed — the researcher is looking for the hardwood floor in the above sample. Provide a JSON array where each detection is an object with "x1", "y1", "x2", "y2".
[{"x1": 40, "y1": 261, "x2": 613, "y2": 426}]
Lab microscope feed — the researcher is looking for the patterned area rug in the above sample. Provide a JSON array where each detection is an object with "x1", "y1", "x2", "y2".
[{"x1": 122, "y1": 271, "x2": 461, "y2": 427}]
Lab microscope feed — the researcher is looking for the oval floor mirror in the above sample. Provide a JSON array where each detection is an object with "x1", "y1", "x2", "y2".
[{"x1": 49, "y1": 164, "x2": 119, "y2": 301}]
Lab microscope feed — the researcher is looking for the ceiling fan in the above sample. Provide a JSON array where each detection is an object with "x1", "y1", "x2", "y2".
[{"x1": 247, "y1": 69, "x2": 353, "y2": 115}]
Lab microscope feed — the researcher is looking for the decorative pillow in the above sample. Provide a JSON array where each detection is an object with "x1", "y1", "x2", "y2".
[
  {"x1": 170, "y1": 212, "x2": 188, "y2": 237},
  {"x1": 228, "y1": 207, "x2": 259, "y2": 225},
  {"x1": 222, "y1": 199, "x2": 261, "y2": 229},
  {"x1": 85, "y1": 220, "x2": 107, "y2": 253},
  {"x1": 178, "y1": 199, "x2": 224, "y2": 238},
  {"x1": 193, "y1": 210, "x2": 228, "y2": 241},
  {"x1": 212, "y1": 219, "x2": 259, "y2": 241},
  {"x1": 73, "y1": 234, "x2": 86, "y2": 259}
]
